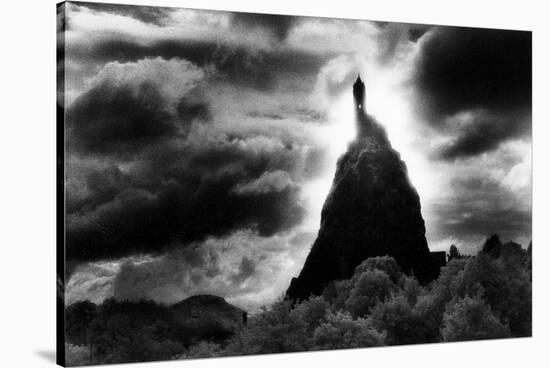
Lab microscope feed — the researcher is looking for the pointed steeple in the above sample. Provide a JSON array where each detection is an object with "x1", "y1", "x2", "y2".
[{"x1": 353, "y1": 73, "x2": 365, "y2": 113}]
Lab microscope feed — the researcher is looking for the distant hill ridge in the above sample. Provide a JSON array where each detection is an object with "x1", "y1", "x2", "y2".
[{"x1": 170, "y1": 294, "x2": 246, "y2": 329}]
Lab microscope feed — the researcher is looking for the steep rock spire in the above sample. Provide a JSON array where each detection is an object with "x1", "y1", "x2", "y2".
[{"x1": 286, "y1": 79, "x2": 439, "y2": 301}]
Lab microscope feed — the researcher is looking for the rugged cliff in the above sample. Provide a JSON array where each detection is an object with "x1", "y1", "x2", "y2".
[{"x1": 287, "y1": 113, "x2": 439, "y2": 301}]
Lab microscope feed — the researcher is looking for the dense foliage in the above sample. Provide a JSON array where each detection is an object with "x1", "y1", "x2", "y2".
[{"x1": 65, "y1": 235, "x2": 531, "y2": 365}]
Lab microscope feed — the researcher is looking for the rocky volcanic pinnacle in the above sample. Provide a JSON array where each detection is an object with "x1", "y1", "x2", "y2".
[{"x1": 286, "y1": 111, "x2": 438, "y2": 301}]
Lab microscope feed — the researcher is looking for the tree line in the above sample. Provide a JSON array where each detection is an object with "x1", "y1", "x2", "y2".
[{"x1": 65, "y1": 234, "x2": 531, "y2": 365}]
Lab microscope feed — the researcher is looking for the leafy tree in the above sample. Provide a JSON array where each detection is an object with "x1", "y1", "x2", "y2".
[
  {"x1": 441, "y1": 295, "x2": 510, "y2": 341},
  {"x1": 345, "y1": 269, "x2": 396, "y2": 318},
  {"x1": 322, "y1": 279, "x2": 351, "y2": 311},
  {"x1": 401, "y1": 276, "x2": 420, "y2": 305},
  {"x1": 369, "y1": 293, "x2": 431, "y2": 345},
  {"x1": 66, "y1": 301, "x2": 98, "y2": 347},
  {"x1": 481, "y1": 234, "x2": 502, "y2": 257},
  {"x1": 448, "y1": 244, "x2": 461, "y2": 261},
  {"x1": 65, "y1": 343, "x2": 91, "y2": 366},
  {"x1": 450, "y1": 253, "x2": 531, "y2": 336},
  {"x1": 351, "y1": 256, "x2": 403, "y2": 284},
  {"x1": 225, "y1": 300, "x2": 308, "y2": 355},
  {"x1": 183, "y1": 341, "x2": 224, "y2": 359},
  {"x1": 291, "y1": 296, "x2": 330, "y2": 333},
  {"x1": 526, "y1": 241, "x2": 532, "y2": 278},
  {"x1": 64, "y1": 246, "x2": 531, "y2": 364},
  {"x1": 83, "y1": 299, "x2": 184, "y2": 364},
  {"x1": 407, "y1": 259, "x2": 468, "y2": 342},
  {"x1": 312, "y1": 311, "x2": 385, "y2": 349}
]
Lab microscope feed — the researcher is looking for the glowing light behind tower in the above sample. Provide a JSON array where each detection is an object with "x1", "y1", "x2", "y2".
[{"x1": 304, "y1": 64, "x2": 439, "y2": 250}]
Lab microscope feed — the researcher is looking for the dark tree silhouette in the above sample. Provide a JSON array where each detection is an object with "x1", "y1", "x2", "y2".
[{"x1": 448, "y1": 244, "x2": 461, "y2": 261}]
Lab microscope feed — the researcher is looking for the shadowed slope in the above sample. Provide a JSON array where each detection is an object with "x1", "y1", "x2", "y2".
[{"x1": 287, "y1": 113, "x2": 438, "y2": 301}]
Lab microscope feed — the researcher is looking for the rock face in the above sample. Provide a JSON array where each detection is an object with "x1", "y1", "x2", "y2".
[{"x1": 287, "y1": 110, "x2": 439, "y2": 301}]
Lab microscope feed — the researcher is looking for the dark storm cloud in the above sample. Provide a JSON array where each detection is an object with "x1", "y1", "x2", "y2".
[
  {"x1": 66, "y1": 142, "x2": 308, "y2": 263},
  {"x1": 65, "y1": 58, "x2": 323, "y2": 264},
  {"x1": 436, "y1": 111, "x2": 531, "y2": 160},
  {"x1": 67, "y1": 82, "x2": 180, "y2": 155},
  {"x1": 177, "y1": 96, "x2": 211, "y2": 122},
  {"x1": 66, "y1": 57, "x2": 208, "y2": 157},
  {"x1": 67, "y1": 83, "x2": 210, "y2": 156},
  {"x1": 407, "y1": 24, "x2": 431, "y2": 42},
  {"x1": 413, "y1": 27, "x2": 531, "y2": 159},
  {"x1": 431, "y1": 176, "x2": 531, "y2": 245},
  {"x1": 75, "y1": 1, "x2": 172, "y2": 25},
  {"x1": 67, "y1": 164, "x2": 127, "y2": 214},
  {"x1": 231, "y1": 12, "x2": 297, "y2": 41},
  {"x1": 68, "y1": 39, "x2": 330, "y2": 92},
  {"x1": 67, "y1": 177, "x2": 304, "y2": 264},
  {"x1": 415, "y1": 27, "x2": 531, "y2": 119}
]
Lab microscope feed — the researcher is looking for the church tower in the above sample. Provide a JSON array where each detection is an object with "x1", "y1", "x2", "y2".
[{"x1": 353, "y1": 74, "x2": 365, "y2": 114}]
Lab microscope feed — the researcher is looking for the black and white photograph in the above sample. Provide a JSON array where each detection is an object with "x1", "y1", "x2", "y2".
[
  {"x1": 54, "y1": 1, "x2": 535, "y2": 366},
  {"x1": 6, "y1": 0, "x2": 550, "y2": 366}
]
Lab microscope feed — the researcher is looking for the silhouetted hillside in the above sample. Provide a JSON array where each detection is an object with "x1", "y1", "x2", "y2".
[
  {"x1": 170, "y1": 295, "x2": 246, "y2": 341},
  {"x1": 65, "y1": 294, "x2": 245, "y2": 365},
  {"x1": 287, "y1": 112, "x2": 439, "y2": 301}
]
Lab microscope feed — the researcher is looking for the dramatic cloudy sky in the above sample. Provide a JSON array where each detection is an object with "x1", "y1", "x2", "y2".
[{"x1": 59, "y1": 2, "x2": 531, "y2": 311}]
